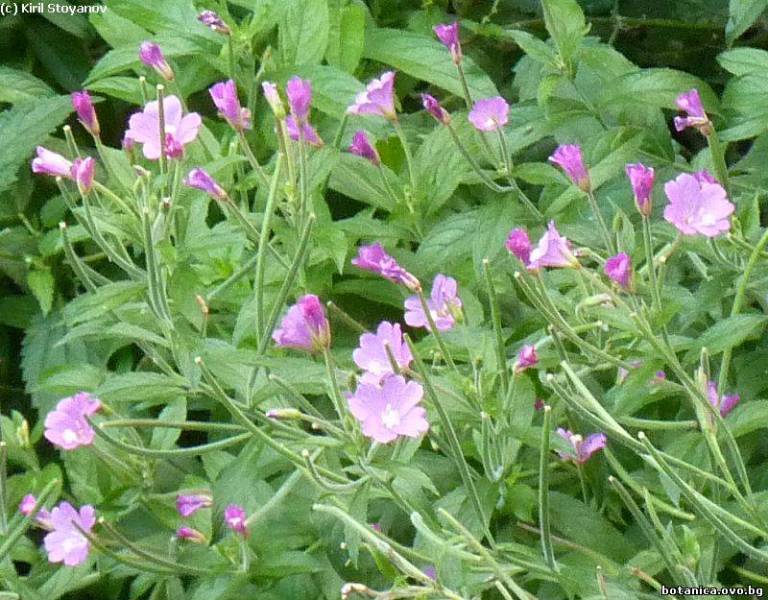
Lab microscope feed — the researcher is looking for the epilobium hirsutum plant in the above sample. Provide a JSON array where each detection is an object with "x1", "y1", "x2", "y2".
[{"x1": 6, "y1": 0, "x2": 768, "y2": 598}]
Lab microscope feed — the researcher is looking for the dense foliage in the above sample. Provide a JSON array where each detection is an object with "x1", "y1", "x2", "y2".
[{"x1": 3, "y1": 0, "x2": 768, "y2": 599}]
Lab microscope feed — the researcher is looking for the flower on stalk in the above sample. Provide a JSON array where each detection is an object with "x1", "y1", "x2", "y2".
[
  {"x1": 347, "y1": 71, "x2": 397, "y2": 120},
  {"x1": 505, "y1": 227, "x2": 531, "y2": 264},
  {"x1": 604, "y1": 252, "x2": 632, "y2": 289},
  {"x1": 625, "y1": 163, "x2": 654, "y2": 217},
  {"x1": 44, "y1": 392, "x2": 101, "y2": 450},
  {"x1": 353, "y1": 322, "x2": 412, "y2": 385},
  {"x1": 468, "y1": 97, "x2": 509, "y2": 132},
  {"x1": 351, "y1": 243, "x2": 421, "y2": 291},
  {"x1": 72, "y1": 157, "x2": 95, "y2": 194},
  {"x1": 184, "y1": 168, "x2": 228, "y2": 201},
  {"x1": 404, "y1": 274, "x2": 462, "y2": 332},
  {"x1": 421, "y1": 94, "x2": 451, "y2": 125},
  {"x1": 139, "y1": 42, "x2": 174, "y2": 81},
  {"x1": 348, "y1": 130, "x2": 381, "y2": 166},
  {"x1": 198, "y1": 10, "x2": 230, "y2": 34},
  {"x1": 515, "y1": 345, "x2": 538, "y2": 373},
  {"x1": 43, "y1": 502, "x2": 96, "y2": 566},
  {"x1": 209, "y1": 80, "x2": 251, "y2": 130},
  {"x1": 673, "y1": 89, "x2": 711, "y2": 135},
  {"x1": 663, "y1": 172, "x2": 734, "y2": 237},
  {"x1": 555, "y1": 428, "x2": 606, "y2": 464},
  {"x1": 31, "y1": 147, "x2": 72, "y2": 178},
  {"x1": 285, "y1": 115, "x2": 323, "y2": 146},
  {"x1": 224, "y1": 504, "x2": 248, "y2": 535},
  {"x1": 286, "y1": 77, "x2": 312, "y2": 122},
  {"x1": 262, "y1": 82, "x2": 286, "y2": 118},
  {"x1": 176, "y1": 526, "x2": 207, "y2": 543},
  {"x1": 71, "y1": 91, "x2": 100, "y2": 137},
  {"x1": 707, "y1": 381, "x2": 740, "y2": 418},
  {"x1": 433, "y1": 22, "x2": 462, "y2": 63},
  {"x1": 122, "y1": 132, "x2": 135, "y2": 151},
  {"x1": 549, "y1": 144, "x2": 590, "y2": 192},
  {"x1": 125, "y1": 95, "x2": 201, "y2": 161},
  {"x1": 176, "y1": 494, "x2": 212, "y2": 518},
  {"x1": 348, "y1": 375, "x2": 429, "y2": 444},
  {"x1": 527, "y1": 221, "x2": 578, "y2": 270},
  {"x1": 272, "y1": 294, "x2": 331, "y2": 353},
  {"x1": 19, "y1": 494, "x2": 37, "y2": 517}
]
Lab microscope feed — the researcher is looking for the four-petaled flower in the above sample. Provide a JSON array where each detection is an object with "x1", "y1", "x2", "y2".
[
  {"x1": 347, "y1": 72, "x2": 397, "y2": 120},
  {"x1": 44, "y1": 392, "x2": 102, "y2": 450},
  {"x1": 515, "y1": 345, "x2": 538, "y2": 372},
  {"x1": 404, "y1": 274, "x2": 462, "y2": 332},
  {"x1": 555, "y1": 429, "x2": 606, "y2": 464},
  {"x1": 125, "y1": 95, "x2": 201, "y2": 160},
  {"x1": 43, "y1": 501, "x2": 96, "y2": 566},
  {"x1": 663, "y1": 172, "x2": 734, "y2": 237},
  {"x1": 673, "y1": 89, "x2": 711, "y2": 135},
  {"x1": 224, "y1": 504, "x2": 248, "y2": 536},
  {"x1": 468, "y1": 97, "x2": 509, "y2": 132},
  {"x1": 528, "y1": 221, "x2": 578, "y2": 270},
  {"x1": 433, "y1": 22, "x2": 462, "y2": 63},
  {"x1": 348, "y1": 375, "x2": 429, "y2": 444},
  {"x1": 352, "y1": 243, "x2": 420, "y2": 291},
  {"x1": 272, "y1": 294, "x2": 331, "y2": 353},
  {"x1": 353, "y1": 321, "x2": 412, "y2": 385},
  {"x1": 604, "y1": 252, "x2": 632, "y2": 289},
  {"x1": 625, "y1": 163, "x2": 655, "y2": 217},
  {"x1": 209, "y1": 80, "x2": 251, "y2": 130},
  {"x1": 550, "y1": 144, "x2": 590, "y2": 192},
  {"x1": 506, "y1": 227, "x2": 531, "y2": 264}
]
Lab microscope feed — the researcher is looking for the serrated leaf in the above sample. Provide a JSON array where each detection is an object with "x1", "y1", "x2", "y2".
[
  {"x1": 0, "y1": 67, "x2": 55, "y2": 104},
  {"x1": 685, "y1": 314, "x2": 767, "y2": 360},
  {"x1": 726, "y1": 0, "x2": 768, "y2": 45},
  {"x1": 541, "y1": 0, "x2": 588, "y2": 66},
  {"x1": 150, "y1": 398, "x2": 187, "y2": 450},
  {"x1": 27, "y1": 268, "x2": 55, "y2": 315},
  {"x1": 279, "y1": 0, "x2": 330, "y2": 66},
  {"x1": 325, "y1": 0, "x2": 365, "y2": 73}
]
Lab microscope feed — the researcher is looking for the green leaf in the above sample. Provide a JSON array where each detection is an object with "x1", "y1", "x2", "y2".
[
  {"x1": 0, "y1": 67, "x2": 55, "y2": 104},
  {"x1": 508, "y1": 30, "x2": 557, "y2": 66},
  {"x1": 363, "y1": 28, "x2": 497, "y2": 99},
  {"x1": 274, "y1": 65, "x2": 363, "y2": 118},
  {"x1": 328, "y1": 153, "x2": 397, "y2": 211},
  {"x1": 27, "y1": 268, "x2": 55, "y2": 315},
  {"x1": 96, "y1": 372, "x2": 187, "y2": 405},
  {"x1": 541, "y1": 0, "x2": 588, "y2": 66},
  {"x1": 726, "y1": 0, "x2": 768, "y2": 46},
  {"x1": 0, "y1": 95, "x2": 74, "y2": 193},
  {"x1": 325, "y1": 0, "x2": 365, "y2": 73},
  {"x1": 279, "y1": 0, "x2": 330, "y2": 66},
  {"x1": 717, "y1": 48, "x2": 768, "y2": 75},
  {"x1": 86, "y1": 76, "x2": 143, "y2": 105},
  {"x1": 151, "y1": 398, "x2": 187, "y2": 450},
  {"x1": 686, "y1": 314, "x2": 767, "y2": 359}
]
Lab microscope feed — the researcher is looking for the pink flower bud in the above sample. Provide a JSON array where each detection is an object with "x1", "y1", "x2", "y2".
[
  {"x1": 349, "y1": 130, "x2": 380, "y2": 166},
  {"x1": 421, "y1": 94, "x2": 450, "y2": 125},
  {"x1": 71, "y1": 157, "x2": 95, "y2": 194},
  {"x1": 71, "y1": 91, "x2": 100, "y2": 137},
  {"x1": 139, "y1": 42, "x2": 174, "y2": 81},
  {"x1": 184, "y1": 168, "x2": 227, "y2": 201}
]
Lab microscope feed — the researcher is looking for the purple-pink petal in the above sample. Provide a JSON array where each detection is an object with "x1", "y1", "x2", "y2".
[
  {"x1": 663, "y1": 173, "x2": 734, "y2": 237},
  {"x1": 625, "y1": 163, "x2": 654, "y2": 216},
  {"x1": 468, "y1": 97, "x2": 509, "y2": 132},
  {"x1": 272, "y1": 294, "x2": 330, "y2": 353},
  {"x1": 604, "y1": 253, "x2": 631, "y2": 289},
  {"x1": 209, "y1": 80, "x2": 251, "y2": 130},
  {"x1": 549, "y1": 144, "x2": 590, "y2": 191},
  {"x1": 505, "y1": 227, "x2": 531, "y2": 264},
  {"x1": 71, "y1": 91, "x2": 99, "y2": 136},
  {"x1": 31, "y1": 146, "x2": 72, "y2": 178},
  {"x1": 352, "y1": 243, "x2": 420, "y2": 290},
  {"x1": 224, "y1": 504, "x2": 248, "y2": 535},
  {"x1": 353, "y1": 322, "x2": 412, "y2": 385},
  {"x1": 43, "y1": 392, "x2": 101, "y2": 450},
  {"x1": 347, "y1": 72, "x2": 397, "y2": 119},
  {"x1": 349, "y1": 130, "x2": 380, "y2": 166},
  {"x1": 404, "y1": 274, "x2": 461, "y2": 332},
  {"x1": 286, "y1": 77, "x2": 312, "y2": 121},
  {"x1": 184, "y1": 168, "x2": 227, "y2": 201},
  {"x1": 43, "y1": 502, "x2": 95, "y2": 566},
  {"x1": 285, "y1": 115, "x2": 323, "y2": 146},
  {"x1": 528, "y1": 221, "x2": 577, "y2": 269}
]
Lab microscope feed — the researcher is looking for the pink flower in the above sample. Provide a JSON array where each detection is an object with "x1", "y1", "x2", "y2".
[
  {"x1": 348, "y1": 375, "x2": 429, "y2": 444},
  {"x1": 353, "y1": 322, "x2": 412, "y2": 385},
  {"x1": 707, "y1": 381, "x2": 740, "y2": 418},
  {"x1": 404, "y1": 274, "x2": 462, "y2": 332},
  {"x1": 528, "y1": 221, "x2": 578, "y2": 269},
  {"x1": 423, "y1": 565, "x2": 437, "y2": 581},
  {"x1": 421, "y1": 94, "x2": 450, "y2": 125},
  {"x1": 663, "y1": 172, "x2": 734, "y2": 237},
  {"x1": 349, "y1": 130, "x2": 380, "y2": 166},
  {"x1": 177, "y1": 526, "x2": 207, "y2": 543},
  {"x1": 550, "y1": 144, "x2": 590, "y2": 192},
  {"x1": 433, "y1": 22, "x2": 462, "y2": 63},
  {"x1": 515, "y1": 345, "x2": 538, "y2": 372},
  {"x1": 122, "y1": 132, "x2": 135, "y2": 151},
  {"x1": 224, "y1": 504, "x2": 248, "y2": 535},
  {"x1": 534, "y1": 399, "x2": 545, "y2": 411},
  {"x1": 43, "y1": 502, "x2": 96, "y2": 566},
  {"x1": 176, "y1": 494, "x2": 212, "y2": 517},
  {"x1": 347, "y1": 71, "x2": 397, "y2": 120},
  {"x1": 604, "y1": 252, "x2": 631, "y2": 289},
  {"x1": 351, "y1": 243, "x2": 420, "y2": 291},
  {"x1": 693, "y1": 170, "x2": 717, "y2": 185},
  {"x1": 31, "y1": 146, "x2": 72, "y2": 178},
  {"x1": 286, "y1": 77, "x2": 312, "y2": 121},
  {"x1": 198, "y1": 10, "x2": 230, "y2": 34},
  {"x1": 139, "y1": 42, "x2": 174, "y2": 81},
  {"x1": 505, "y1": 227, "x2": 531, "y2": 264},
  {"x1": 19, "y1": 494, "x2": 37, "y2": 516},
  {"x1": 272, "y1": 294, "x2": 331, "y2": 353},
  {"x1": 209, "y1": 80, "x2": 251, "y2": 130},
  {"x1": 262, "y1": 81, "x2": 285, "y2": 117},
  {"x1": 184, "y1": 168, "x2": 227, "y2": 201},
  {"x1": 71, "y1": 91, "x2": 99, "y2": 136},
  {"x1": 555, "y1": 429, "x2": 606, "y2": 464},
  {"x1": 72, "y1": 157, "x2": 95, "y2": 193},
  {"x1": 125, "y1": 95, "x2": 201, "y2": 161},
  {"x1": 468, "y1": 97, "x2": 509, "y2": 132},
  {"x1": 285, "y1": 115, "x2": 323, "y2": 146},
  {"x1": 44, "y1": 392, "x2": 101, "y2": 450},
  {"x1": 673, "y1": 89, "x2": 710, "y2": 134},
  {"x1": 625, "y1": 163, "x2": 654, "y2": 217}
]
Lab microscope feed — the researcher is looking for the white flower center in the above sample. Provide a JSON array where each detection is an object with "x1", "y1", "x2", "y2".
[
  {"x1": 381, "y1": 404, "x2": 401, "y2": 429},
  {"x1": 700, "y1": 212, "x2": 716, "y2": 226},
  {"x1": 62, "y1": 429, "x2": 79, "y2": 443}
]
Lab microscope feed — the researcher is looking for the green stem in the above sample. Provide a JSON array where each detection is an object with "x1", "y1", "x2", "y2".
[
  {"x1": 237, "y1": 130, "x2": 270, "y2": 188},
  {"x1": 416, "y1": 288, "x2": 459, "y2": 374},
  {"x1": 706, "y1": 129, "x2": 730, "y2": 197},
  {"x1": 0, "y1": 479, "x2": 59, "y2": 560},
  {"x1": 445, "y1": 122, "x2": 515, "y2": 193},
  {"x1": 538, "y1": 406, "x2": 557, "y2": 571},
  {"x1": 586, "y1": 190, "x2": 615, "y2": 254},
  {"x1": 642, "y1": 216, "x2": 661, "y2": 311},
  {"x1": 482, "y1": 259, "x2": 509, "y2": 398},
  {"x1": 391, "y1": 119, "x2": 417, "y2": 193},
  {"x1": 255, "y1": 155, "x2": 283, "y2": 340}
]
